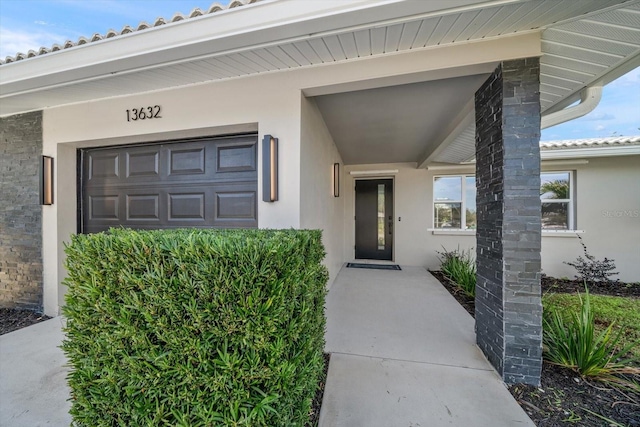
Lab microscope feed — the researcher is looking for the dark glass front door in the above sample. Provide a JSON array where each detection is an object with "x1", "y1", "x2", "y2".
[{"x1": 355, "y1": 179, "x2": 393, "y2": 260}]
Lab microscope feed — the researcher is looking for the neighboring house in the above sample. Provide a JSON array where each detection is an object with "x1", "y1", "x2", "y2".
[{"x1": 1, "y1": 0, "x2": 639, "y2": 385}]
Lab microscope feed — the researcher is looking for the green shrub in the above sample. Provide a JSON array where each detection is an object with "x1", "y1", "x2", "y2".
[
  {"x1": 62, "y1": 228, "x2": 328, "y2": 426},
  {"x1": 543, "y1": 289, "x2": 639, "y2": 384},
  {"x1": 437, "y1": 247, "x2": 476, "y2": 297},
  {"x1": 543, "y1": 292, "x2": 640, "y2": 359},
  {"x1": 564, "y1": 235, "x2": 618, "y2": 283}
]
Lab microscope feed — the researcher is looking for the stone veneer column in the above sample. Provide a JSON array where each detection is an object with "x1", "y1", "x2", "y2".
[
  {"x1": 0, "y1": 111, "x2": 44, "y2": 311},
  {"x1": 474, "y1": 58, "x2": 542, "y2": 385}
]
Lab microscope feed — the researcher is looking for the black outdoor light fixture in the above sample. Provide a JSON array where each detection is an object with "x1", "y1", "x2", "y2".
[
  {"x1": 40, "y1": 156, "x2": 54, "y2": 205},
  {"x1": 333, "y1": 162, "x2": 340, "y2": 197},
  {"x1": 262, "y1": 135, "x2": 278, "y2": 202}
]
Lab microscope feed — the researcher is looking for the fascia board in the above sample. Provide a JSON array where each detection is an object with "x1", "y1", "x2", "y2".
[
  {"x1": 0, "y1": 0, "x2": 499, "y2": 96},
  {"x1": 540, "y1": 146, "x2": 640, "y2": 159}
]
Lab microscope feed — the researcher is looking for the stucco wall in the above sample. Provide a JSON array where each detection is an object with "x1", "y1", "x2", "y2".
[
  {"x1": 542, "y1": 155, "x2": 640, "y2": 283},
  {"x1": 300, "y1": 97, "x2": 345, "y2": 285},
  {"x1": 343, "y1": 158, "x2": 640, "y2": 283},
  {"x1": 0, "y1": 111, "x2": 43, "y2": 310},
  {"x1": 43, "y1": 74, "x2": 304, "y2": 315},
  {"x1": 36, "y1": 29, "x2": 543, "y2": 315}
]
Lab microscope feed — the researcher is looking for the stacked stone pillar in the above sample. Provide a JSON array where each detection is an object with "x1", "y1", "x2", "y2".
[
  {"x1": 474, "y1": 58, "x2": 542, "y2": 385},
  {"x1": 0, "y1": 111, "x2": 44, "y2": 311}
]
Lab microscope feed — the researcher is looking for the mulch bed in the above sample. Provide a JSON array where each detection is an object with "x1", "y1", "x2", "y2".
[
  {"x1": 541, "y1": 275, "x2": 640, "y2": 298},
  {"x1": 429, "y1": 270, "x2": 640, "y2": 427},
  {"x1": 306, "y1": 353, "x2": 330, "y2": 427},
  {"x1": 0, "y1": 308, "x2": 50, "y2": 335}
]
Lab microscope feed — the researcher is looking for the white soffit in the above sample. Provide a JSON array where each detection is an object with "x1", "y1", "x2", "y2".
[
  {"x1": 431, "y1": 0, "x2": 640, "y2": 164},
  {"x1": 0, "y1": 0, "x2": 635, "y2": 117}
]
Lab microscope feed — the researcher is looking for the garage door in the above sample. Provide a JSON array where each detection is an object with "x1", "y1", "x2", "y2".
[{"x1": 80, "y1": 135, "x2": 258, "y2": 233}]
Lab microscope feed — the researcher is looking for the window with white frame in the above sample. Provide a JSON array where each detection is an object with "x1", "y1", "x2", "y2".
[
  {"x1": 540, "y1": 171, "x2": 573, "y2": 230},
  {"x1": 433, "y1": 172, "x2": 574, "y2": 231},
  {"x1": 433, "y1": 176, "x2": 476, "y2": 229}
]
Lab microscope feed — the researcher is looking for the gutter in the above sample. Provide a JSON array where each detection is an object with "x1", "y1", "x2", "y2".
[{"x1": 541, "y1": 83, "x2": 603, "y2": 129}]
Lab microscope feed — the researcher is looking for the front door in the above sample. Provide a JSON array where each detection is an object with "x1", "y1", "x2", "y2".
[{"x1": 355, "y1": 179, "x2": 393, "y2": 260}]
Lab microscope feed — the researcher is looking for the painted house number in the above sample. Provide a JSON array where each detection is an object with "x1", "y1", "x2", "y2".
[{"x1": 126, "y1": 105, "x2": 162, "y2": 122}]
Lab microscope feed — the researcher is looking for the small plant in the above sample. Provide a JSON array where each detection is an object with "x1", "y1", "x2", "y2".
[
  {"x1": 564, "y1": 235, "x2": 618, "y2": 283},
  {"x1": 437, "y1": 246, "x2": 476, "y2": 297},
  {"x1": 543, "y1": 288, "x2": 639, "y2": 385}
]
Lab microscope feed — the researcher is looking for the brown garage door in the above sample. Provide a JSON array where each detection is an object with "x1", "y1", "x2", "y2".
[{"x1": 80, "y1": 135, "x2": 258, "y2": 233}]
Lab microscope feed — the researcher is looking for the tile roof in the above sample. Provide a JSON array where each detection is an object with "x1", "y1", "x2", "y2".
[
  {"x1": 540, "y1": 136, "x2": 640, "y2": 150},
  {"x1": 0, "y1": 0, "x2": 258, "y2": 65}
]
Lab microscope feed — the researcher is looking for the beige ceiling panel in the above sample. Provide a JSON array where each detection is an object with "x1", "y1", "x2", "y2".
[
  {"x1": 384, "y1": 24, "x2": 404, "y2": 53},
  {"x1": 263, "y1": 46, "x2": 298, "y2": 69},
  {"x1": 293, "y1": 41, "x2": 323, "y2": 65},
  {"x1": 543, "y1": 29, "x2": 638, "y2": 56},
  {"x1": 278, "y1": 44, "x2": 311, "y2": 67},
  {"x1": 397, "y1": 21, "x2": 423, "y2": 50},
  {"x1": 307, "y1": 39, "x2": 335, "y2": 63},
  {"x1": 542, "y1": 54, "x2": 608, "y2": 75},
  {"x1": 370, "y1": 27, "x2": 386, "y2": 55},
  {"x1": 542, "y1": 41, "x2": 624, "y2": 65},
  {"x1": 352, "y1": 30, "x2": 372, "y2": 57},
  {"x1": 426, "y1": 15, "x2": 460, "y2": 46},
  {"x1": 337, "y1": 33, "x2": 359, "y2": 59},
  {"x1": 323, "y1": 35, "x2": 348, "y2": 61}
]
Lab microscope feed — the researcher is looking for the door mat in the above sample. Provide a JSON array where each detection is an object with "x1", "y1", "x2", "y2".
[{"x1": 346, "y1": 263, "x2": 401, "y2": 271}]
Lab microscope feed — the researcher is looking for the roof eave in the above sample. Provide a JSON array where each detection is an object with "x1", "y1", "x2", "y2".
[
  {"x1": 0, "y1": 0, "x2": 501, "y2": 98},
  {"x1": 540, "y1": 145, "x2": 640, "y2": 159}
]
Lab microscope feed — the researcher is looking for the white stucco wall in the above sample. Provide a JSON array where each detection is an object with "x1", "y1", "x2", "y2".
[
  {"x1": 343, "y1": 158, "x2": 640, "y2": 283},
  {"x1": 342, "y1": 163, "x2": 476, "y2": 268},
  {"x1": 42, "y1": 74, "x2": 304, "y2": 315},
  {"x1": 541, "y1": 155, "x2": 640, "y2": 283},
  {"x1": 38, "y1": 32, "x2": 543, "y2": 315},
  {"x1": 300, "y1": 97, "x2": 345, "y2": 285}
]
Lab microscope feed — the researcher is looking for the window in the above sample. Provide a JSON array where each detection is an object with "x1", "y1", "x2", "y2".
[
  {"x1": 433, "y1": 176, "x2": 476, "y2": 229},
  {"x1": 432, "y1": 172, "x2": 575, "y2": 231},
  {"x1": 541, "y1": 171, "x2": 573, "y2": 230}
]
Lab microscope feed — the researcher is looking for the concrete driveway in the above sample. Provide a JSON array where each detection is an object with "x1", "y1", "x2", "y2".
[{"x1": 0, "y1": 317, "x2": 72, "y2": 427}]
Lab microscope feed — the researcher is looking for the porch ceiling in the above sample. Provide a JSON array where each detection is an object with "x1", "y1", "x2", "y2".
[
  {"x1": 314, "y1": 75, "x2": 489, "y2": 165},
  {"x1": 1, "y1": 0, "x2": 638, "y2": 152}
]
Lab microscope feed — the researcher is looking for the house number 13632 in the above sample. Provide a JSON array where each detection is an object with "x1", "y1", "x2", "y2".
[{"x1": 126, "y1": 106, "x2": 162, "y2": 122}]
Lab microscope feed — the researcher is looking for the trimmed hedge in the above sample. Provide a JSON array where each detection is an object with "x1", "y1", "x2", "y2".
[{"x1": 62, "y1": 228, "x2": 328, "y2": 426}]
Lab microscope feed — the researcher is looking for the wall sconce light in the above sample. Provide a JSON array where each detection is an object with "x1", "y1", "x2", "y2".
[
  {"x1": 262, "y1": 135, "x2": 278, "y2": 202},
  {"x1": 333, "y1": 163, "x2": 340, "y2": 197},
  {"x1": 40, "y1": 156, "x2": 54, "y2": 205}
]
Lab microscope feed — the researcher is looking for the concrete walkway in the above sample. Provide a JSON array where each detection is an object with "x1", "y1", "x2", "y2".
[
  {"x1": 320, "y1": 266, "x2": 535, "y2": 427},
  {"x1": 0, "y1": 317, "x2": 72, "y2": 427},
  {"x1": 0, "y1": 267, "x2": 534, "y2": 426}
]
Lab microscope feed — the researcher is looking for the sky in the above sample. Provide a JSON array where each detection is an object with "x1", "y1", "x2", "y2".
[{"x1": 0, "y1": 0, "x2": 638, "y2": 141}]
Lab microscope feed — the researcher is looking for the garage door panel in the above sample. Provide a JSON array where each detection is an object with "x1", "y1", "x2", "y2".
[
  {"x1": 87, "y1": 152, "x2": 120, "y2": 182},
  {"x1": 126, "y1": 150, "x2": 159, "y2": 178},
  {"x1": 126, "y1": 194, "x2": 160, "y2": 221},
  {"x1": 81, "y1": 135, "x2": 258, "y2": 233},
  {"x1": 168, "y1": 192, "x2": 206, "y2": 221},
  {"x1": 89, "y1": 195, "x2": 120, "y2": 220},
  {"x1": 213, "y1": 181, "x2": 257, "y2": 227},
  {"x1": 216, "y1": 143, "x2": 257, "y2": 173},
  {"x1": 216, "y1": 192, "x2": 256, "y2": 219},
  {"x1": 167, "y1": 146, "x2": 207, "y2": 176}
]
